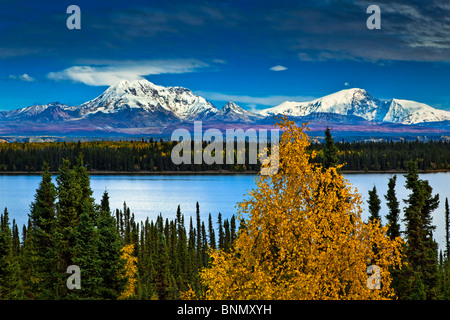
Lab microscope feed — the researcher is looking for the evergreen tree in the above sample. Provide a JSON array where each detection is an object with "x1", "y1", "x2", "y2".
[
  {"x1": 367, "y1": 185, "x2": 382, "y2": 223},
  {"x1": 217, "y1": 213, "x2": 224, "y2": 251},
  {"x1": 445, "y1": 198, "x2": 450, "y2": 258},
  {"x1": 208, "y1": 213, "x2": 216, "y2": 250},
  {"x1": 384, "y1": 175, "x2": 403, "y2": 298},
  {"x1": 72, "y1": 209, "x2": 102, "y2": 299},
  {"x1": 323, "y1": 126, "x2": 339, "y2": 170},
  {"x1": 74, "y1": 154, "x2": 95, "y2": 220},
  {"x1": 55, "y1": 158, "x2": 80, "y2": 296},
  {"x1": 11, "y1": 220, "x2": 19, "y2": 257},
  {"x1": 385, "y1": 175, "x2": 401, "y2": 240},
  {"x1": 223, "y1": 219, "x2": 231, "y2": 252},
  {"x1": 196, "y1": 202, "x2": 202, "y2": 264},
  {"x1": 0, "y1": 208, "x2": 23, "y2": 299},
  {"x1": 154, "y1": 232, "x2": 172, "y2": 299},
  {"x1": 27, "y1": 162, "x2": 57, "y2": 299},
  {"x1": 230, "y1": 215, "x2": 236, "y2": 245},
  {"x1": 402, "y1": 160, "x2": 440, "y2": 299},
  {"x1": 97, "y1": 191, "x2": 127, "y2": 299}
]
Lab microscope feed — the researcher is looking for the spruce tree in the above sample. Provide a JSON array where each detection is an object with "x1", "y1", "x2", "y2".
[
  {"x1": 72, "y1": 208, "x2": 102, "y2": 299},
  {"x1": 367, "y1": 185, "x2": 381, "y2": 223},
  {"x1": 196, "y1": 202, "x2": 201, "y2": 264},
  {"x1": 230, "y1": 215, "x2": 236, "y2": 245},
  {"x1": 445, "y1": 198, "x2": 449, "y2": 258},
  {"x1": 55, "y1": 158, "x2": 80, "y2": 294},
  {"x1": 323, "y1": 126, "x2": 339, "y2": 170},
  {"x1": 208, "y1": 213, "x2": 216, "y2": 250},
  {"x1": 223, "y1": 219, "x2": 231, "y2": 252},
  {"x1": 28, "y1": 162, "x2": 57, "y2": 299},
  {"x1": 385, "y1": 175, "x2": 401, "y2": 240},
  {"x1": 218, "y1": 213, "x2": 224, "y2": 251},
  {"x1": 97, "y1": 190, "x2": 127, "y2": 299},
  {"x1": 402, "y1": 160, "x2": 439, "y2": 299},
  {"x1": 0, "y1": 208, "x2": 23, "y2": 299},
  {"x1": 74, "y1": 154, "x2": 95, "y2": 220}
]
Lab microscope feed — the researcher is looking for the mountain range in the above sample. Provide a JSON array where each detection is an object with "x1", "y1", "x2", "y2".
[{"x1": 1, "y1": 79, "x2": 449, "y2": 138}]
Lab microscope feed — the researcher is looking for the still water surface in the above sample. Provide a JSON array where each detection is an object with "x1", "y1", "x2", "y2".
[{"x1": 1, "y1": 172, "x2": 449, "y2": 250}]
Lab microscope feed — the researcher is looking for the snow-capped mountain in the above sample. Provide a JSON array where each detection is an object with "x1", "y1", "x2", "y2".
[
  {"x1": 0, "y1": 82, "x2": 449, "y2": 136},
  {"x1": 382, "y1": 99, "x2": 450, "y2": 124},
  {"x1": 259, "y1": 88, "x2": 450, "y2": 124},
  {"x1": 78, "y1": 79, "x2": 219, "y2": 121},
  {"x1": 2, "y1": 102, "x2": 80, "y2": 122},
  {"x1": 211, "y1": 101, "x2": 264, "y2": 123}
]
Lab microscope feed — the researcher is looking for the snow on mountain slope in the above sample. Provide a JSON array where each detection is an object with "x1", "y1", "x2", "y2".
[
  {"x1": 259, "y1": 88, "x2": 449, "y2": 124},
  {"x1": 4, "y1": 103, "x2": 74, "y2": 120},
  {"x1": 78, "y1": 79, "x2": 218, "y2": 120},
  {"x1": 2, "y1": 82, "x2": 450, "y2": 131},
  {"x1": 383, "y1": 99, "x2": 450, "y2": 124},
  {"x1": 211, "y1": 101, "x2": 264, "y2": 122},
  {"x1": 260, "y1": 88, "x2": 388, "y2": 121}
]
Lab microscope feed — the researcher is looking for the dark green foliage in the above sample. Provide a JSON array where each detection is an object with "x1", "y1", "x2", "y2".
[
  {"x1": 26, "y1": 162, "x2": 57, "y2": 299},
  {"x1": 385, "y1": 175, "x2": 401, "y2": 240},
  {"x1": 396, "y1": 160, "x2": 440, "y2": 300},
  {"x1": 323, "y1": 127, "x2": 339, "y2": 170},
  {"x1": 367, "y1": 185, "x2": 381, "y2": 223},
  {"x1": 446, "y1": 198, "x2": 450, "y2": 258},
  {"x1": 0, "y1": 139, "x2": 448, "y2": 173},
  {"x1": 98, "y1": 191, "x2": 127, "y2": 299},
  {"x1": 0, "y1": 208, "x2": 23, "y2": 299},
  {"x1": 309, "y1": 138, "x2": 450, "y2": 172},
  {"x1": 7, "y1": 159, "x2": 127, "y2": 300}
]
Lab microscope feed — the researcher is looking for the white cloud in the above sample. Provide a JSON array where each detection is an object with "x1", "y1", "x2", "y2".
[
  {"x1": 195, "y1": 91, "x2": 315, "y2": 107},
  {"x1": 7, "y1": 73, "x2": 35, "y2": 82},
  {"x1": 270, "y1": 65, "x2": 287, "y2": 71},
  {"x1": 47, "y1": 59, "x2": 209, "y2": 86},
  {"x1": 344, "y1": 82, "x2": 349, "y2": 87}
]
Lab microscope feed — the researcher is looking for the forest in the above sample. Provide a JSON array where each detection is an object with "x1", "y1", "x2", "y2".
[
  {"x1": 0, "y1": 124, "x2": 449, "y2": 300},
  {"x1": 0, "y1": 136, "x2": 449, "y2": 172},
  {"x1": 0, "y1": 156, "x2": 238, "y2": 299}
]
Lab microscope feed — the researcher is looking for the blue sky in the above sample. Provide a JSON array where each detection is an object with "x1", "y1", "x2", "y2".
[{"x1": 1, "y1": 0, "x2": 450, "y2": 111}]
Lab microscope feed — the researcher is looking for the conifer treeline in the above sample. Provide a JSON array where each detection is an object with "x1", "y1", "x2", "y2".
[
  {"x1": 309, "y1": 138, "x2": 450, "y2": 171},
  {"x1": 0, "y1": 138, "x2": 449, "y2": 172},
  {"x1": 0, "y1": 156, "x2": 238, "y2": 300}
]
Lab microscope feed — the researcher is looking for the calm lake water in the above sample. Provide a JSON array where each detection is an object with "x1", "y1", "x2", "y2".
[{"x1": 1, "y1": 172, "x2": 449, "y2": 250}]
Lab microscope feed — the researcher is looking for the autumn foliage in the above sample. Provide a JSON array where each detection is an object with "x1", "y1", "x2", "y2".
[
  {"x1": 119, "y1": 244, "x2": 138, "y2": 299},
  {"x1": 200, "y1": 118, "x2": 404, "y2": 299}
]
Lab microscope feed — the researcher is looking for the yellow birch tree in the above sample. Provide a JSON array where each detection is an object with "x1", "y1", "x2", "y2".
[
  {"x1": 119, "y1": 244, "x2": 138, "y2": 300},
  {"x1": 201, "y1": 117, "x2": 403, "y2": 300}
]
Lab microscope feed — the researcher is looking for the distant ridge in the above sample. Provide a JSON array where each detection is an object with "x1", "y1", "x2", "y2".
[{"x1": 0, "y1": 80, "x2": 449, "y2": 136}]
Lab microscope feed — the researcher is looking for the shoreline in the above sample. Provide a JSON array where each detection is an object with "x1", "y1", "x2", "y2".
[{"x1": 0, "y1": 169, "x2": 448, "y2": 175}]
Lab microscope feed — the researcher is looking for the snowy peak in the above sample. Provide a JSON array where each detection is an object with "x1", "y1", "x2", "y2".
[
  {"x1": 4, "y1": 102, "x2": 73, "y2": 120},
  {"x1": 211, "y1": 101, "x2": 263, "y2": 123},
  {"x1": 261, "y1": 88, "x2": 388, "y2": 121},
  {"x1": 219, "y1": 101, "x2": 252, "y2": 115},
  {"x1": 259, "y1": 88, "x2": 449, "y2": 124},
  {"x1": 383, "y1": 99, "x2": 450, "y2": 124},
  {"x1": 2, "y1": 81, "x2": 450, "y2": 134},
  {"x1": 79, "y1": 79, "x2": 218, "y2": 120}
]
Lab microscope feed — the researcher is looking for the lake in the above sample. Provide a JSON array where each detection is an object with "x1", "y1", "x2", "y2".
[{"x1": 1, "y1": 172, "x2": 449, "y2": 250}]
